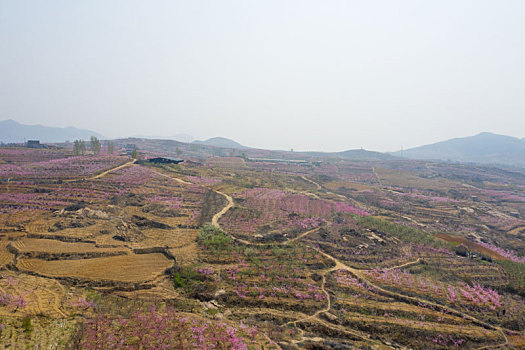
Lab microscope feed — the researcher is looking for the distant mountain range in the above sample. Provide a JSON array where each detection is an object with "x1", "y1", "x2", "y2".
[
  {"x1": 191, "y1": 139, "x2": 396, "y2": 160},
  {"x1": 192, "y1": 137, "x2": 247, "y2": 149},
  {"x1": 393, "y1": 132, "x2": 525, "y2": 167},
  {"x1": 2, "y1": 119, "x2": 524, "y2": 168},
  {"x1": 0, "y1": 119, "x2": 105, "y2": 143}
]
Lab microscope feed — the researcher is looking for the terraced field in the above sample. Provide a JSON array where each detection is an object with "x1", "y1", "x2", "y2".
[
  {"x1": 17, "y1": 253, "x2": 172, "y2": 284},
  {"x1": 0, "y1": 272, "x2": 68, "y2": 318},
  {"x1": 0, "y1": 240, "x2": 14, "y2": 267},
  {"x1": 9, "y1": 238, "x2": 129, "y2": 258}
]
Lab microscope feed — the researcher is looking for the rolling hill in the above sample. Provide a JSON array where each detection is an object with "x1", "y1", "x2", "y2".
[{"x1": 303, "y1": 149, "x2": 398, "y2": 161}]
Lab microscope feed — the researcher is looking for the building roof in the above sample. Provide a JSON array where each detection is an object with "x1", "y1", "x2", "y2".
[{"x1": 148, "y1": 156, "x2": 184, "y2": 162}]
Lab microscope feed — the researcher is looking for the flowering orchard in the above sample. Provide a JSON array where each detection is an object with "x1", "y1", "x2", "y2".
[
  {"x1": 0, "y1": 152, "x2": 128, "y2": 179},
  {"x1": 220, "y1": 187, "x2": 369, "y2": 236},
  {"x1": 476, "y1": 241, "x2": 525, "y2": 264},
  {"x1": 330, "y1": 269, "x2": 506, "y2": 349},
  {"x1": 0, "y1": 149, "x2": 130, "y2": 226},
  {"x1": 196, "y1": 229, "x2": 330, "y2": 310},
  {"x1": 0, "y1": 277, "x2": 30, "y2": 312},
  {"x1": 0, "y1": 150, "x2": 214, "y2": 230},
  {"x1": 223, "y1": 250, "x2": 328, "y2": 307},
  {"x1": 0, "y1": 148, "x2": 70, "y2": 163},
  {"x1": 79, "y1": 305, "x2": 266, "y2": 350},
  {"x1": 98, "y1": 165, "x2": 208, "y2": 224},
  {"x1": 0, "y1": 180, "x2": 122, "y2": 227},
  {"x1": 365, "y1": 268, "x2": 503, "y2": 313}
]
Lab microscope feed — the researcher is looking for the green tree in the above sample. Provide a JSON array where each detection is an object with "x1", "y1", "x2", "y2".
[
  {"x1": 90, "y1": 136, "x2": 101, "y2": 155},
  {"x1": 73, "y1": 140, "x2": 81, "y2": 156},
  {"x1": 73, "y1": 139, "x2": 86, "y2": 156},
  {"x1": 175, "y1": 147, "x2": 182, "y2": 156},
  {"x1": 131, "y1": 149, "x2": 138, "y2": 159},
  {"x1": 79, "y1": 140, "x2": 86, "y2": 155},
  {"x1": 107, "y1": 141, "x2": 114, "y2": 154},
  {"x1": 197, "y1": 225, "x2": 232, "y2": 255}
]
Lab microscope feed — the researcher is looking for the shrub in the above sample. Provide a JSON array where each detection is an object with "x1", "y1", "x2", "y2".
[
  {"x1": 197, "y1": 225, "x2": 233, "y2": 254},
  {"x1": 21, "y1": 316, "x2": 32, "y2": 334},
  {"x1": 173, "y1": 272, "x2": 185, "y2": 288},
  {"x1": 172, "y1": 266, "x2": 202, "y2": 290}
]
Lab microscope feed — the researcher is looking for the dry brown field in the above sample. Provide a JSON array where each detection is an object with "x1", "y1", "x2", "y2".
[
  {"x1": 17, "y1": 253, "x2": 172, "y2": 284},
  {"x1": 9, "y1": 238, "x2": 129, "y2": 257}
]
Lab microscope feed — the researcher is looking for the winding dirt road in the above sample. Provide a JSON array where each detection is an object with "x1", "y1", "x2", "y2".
[
  {"x1": 211, "y1": 190, "x2": 233, "y2": 227},
  {"x1": 147, "y1": 164, "x2": 513, "y2": 349},
  {"x1": 209, "y1": 178, "x2": 513, "y2": 349}
]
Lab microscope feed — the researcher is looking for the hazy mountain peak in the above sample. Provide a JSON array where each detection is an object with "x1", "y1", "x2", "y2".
[
  {"x1": 0, "y1": 119, "x2": 105, "y2": 143},
  {"x1": 394, "y1": 132, "x2": 525, "y2": 167},
  {"x1": 193, "y1": 137, "x2": 247, "y2": 149}
]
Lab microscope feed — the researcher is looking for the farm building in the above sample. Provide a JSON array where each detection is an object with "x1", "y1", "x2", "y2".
[
  {"x1": 247, "y1": 157, "x2": 308, "y2": 165},
  {"x1": 26, "y1": 140, "x2": 45, "y2": 148},
  {"x1": 147, "y1": 157, "x2": 184, "y2": 164}
]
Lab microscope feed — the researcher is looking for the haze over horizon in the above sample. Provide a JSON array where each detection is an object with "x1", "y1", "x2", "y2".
[{"x1": 1, "y1": 1, "x2": 524, "y2": 152}]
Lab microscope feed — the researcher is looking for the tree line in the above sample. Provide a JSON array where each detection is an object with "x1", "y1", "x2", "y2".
[{"x1": 73, "y1": 136, "x2": 115, "y2": 156}]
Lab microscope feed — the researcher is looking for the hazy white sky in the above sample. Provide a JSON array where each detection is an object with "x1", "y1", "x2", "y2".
[{"x1": 1, "y1": 1, "x2": 524, "y2": 152}]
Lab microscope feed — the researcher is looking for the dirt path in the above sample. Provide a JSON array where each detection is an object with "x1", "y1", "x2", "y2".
[
  {"x1": 384, "y1": 258, "x2": 421, "y2": 271},
  {"x1": 300, "y1": 175, "x2": 369, "y2": 210},
  {"x1": 301, "y1": 175, "x2": 321, "y2": 190},
  {"x1": 62, "y1": 159, "x2": 137, "y2": 183},
  {"x1": 286, "y1": 227, "x2": 321, "y2": 244},
  {"x1": 88, "y1": 159, "x2": 137, "y2": 180},
  {"x1": 286, "y1": 188, "x2": 320, "y2": 199},
  {"x1": 371, "y1": 167, "x2": 383, "y2": 187},
  {"x1": 150, "y1": 169, "x2": 191, "y2": 185},
  {"x1": 211, "y1": 190, "x2": 233, "y2": 227},
  {"x1": 287, "y1": 273, "x2": 330, "y2": 326},
  {"x1": 285, "y1": 264, "x2": 382, "y2": 346}
]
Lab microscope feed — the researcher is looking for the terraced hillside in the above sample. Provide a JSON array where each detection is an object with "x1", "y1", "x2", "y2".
[{"x1": 0, "y1": 147, "x2": 524, "y2": 349}]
